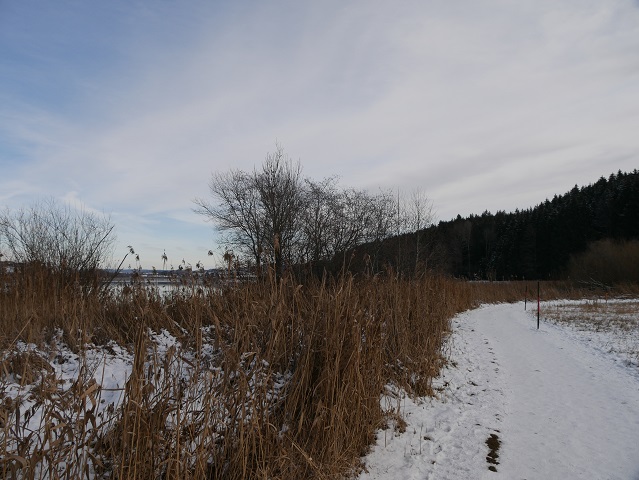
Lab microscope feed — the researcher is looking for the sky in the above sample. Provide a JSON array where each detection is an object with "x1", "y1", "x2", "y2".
[{"x1": 1, "y1": 0, "x2": 638, "y2": 269}]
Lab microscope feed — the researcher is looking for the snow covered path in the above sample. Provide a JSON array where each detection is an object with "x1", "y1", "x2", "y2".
[
  {"x1": 475, "y1": 303, "x2": 639, "y2": 479},
  {"x1": 360, "y1": 303, "x2": 639, "y2": 480}
]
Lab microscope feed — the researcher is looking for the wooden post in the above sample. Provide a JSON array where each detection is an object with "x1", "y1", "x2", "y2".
[
  {"x1": 525, "y1": 284, "x2": 528, "y2": 311},
  {"x1": 537, "y1": 281, "x2": 540, "y2": 330}
]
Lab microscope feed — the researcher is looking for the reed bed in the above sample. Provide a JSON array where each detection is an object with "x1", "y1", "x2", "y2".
[
  {"x1": 3, "y1": 266, "x2": 638, "y2": 479},
  {"x1": 1, "y1": 267, "x2": 474, "y2": 479},
  {"x1": 465, "y1": 279, "x2": 639, "y2": 305}
]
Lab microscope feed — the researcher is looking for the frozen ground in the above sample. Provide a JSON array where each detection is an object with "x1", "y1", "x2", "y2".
[{"x1": 359, "y1": 301, "x2": 639, "y2": 480}]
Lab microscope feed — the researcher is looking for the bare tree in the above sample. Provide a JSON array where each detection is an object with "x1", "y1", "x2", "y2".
[
  {"x1": 253, "y1": 145, "x2": 304, "y2": 278},
  {"x1": 400, "y1": 187, "x2": 436, "y2": 272},
  {"x1": 194, "y1": 169, "x2": 266, "y2": 274},
  {"x1": 367, "y1": 189, "x2": 398, "y2": 243},
  {"x1": 195, "y1": 144, "x2": 405, "y2": 278},
  {"x1": 402, "y1": 188, "x2": 434, "y2": 233},
  {"x1": 299, "y1": 177, "x2": 340, "y2": 263},
  {"x1": 194, "y1": 144, "x2": 304, "y2": 279},
  {"x1": 0, "y1": 198, "x2": 116, "y2": 287},
  {"x1": 298, "y1": 181, "x2": 398, "y2": 266},
  {"x1": 328, "y1": 188, "x2": 376, "y2": 255}
]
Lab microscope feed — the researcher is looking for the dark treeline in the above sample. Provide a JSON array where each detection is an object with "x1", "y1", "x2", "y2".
[{"x1": 345, "y1": 170, "x2": 639, "y2": 281}]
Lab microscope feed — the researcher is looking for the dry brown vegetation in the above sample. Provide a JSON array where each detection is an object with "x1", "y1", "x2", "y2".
[
  {"x1": 538, "y1": 297, "x2": 639, "y2": 379},
  {"x1": 538, "y1": 299, "x2": 639, "y2": 360},
  {"x1": 2, "y1": 265, "x2": 637, "y2": 479},
  {"x1": 466, "y1": 278, "x2": 639, "y2": 305},
  {"x1": 540, "y1": 299, "x2": 639, "y2": 328},
  {"x1": 1, "y1": 266, "x2": 476, "y2": 479},
  {"x1": 567, "y1": 239, "x2": 639, "y2": 285}
]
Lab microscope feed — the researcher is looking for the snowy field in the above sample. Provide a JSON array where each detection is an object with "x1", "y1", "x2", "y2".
[
  {"x1": 359, "y1": 300, "x2": 639, "y2": 480},
  {"x1": 539, "y1": 298, "x2": 639, "y2": 372}
]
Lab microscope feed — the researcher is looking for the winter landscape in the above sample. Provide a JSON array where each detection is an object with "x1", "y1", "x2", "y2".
[
  {"x1": 3, "y1": 2, "x2": 639, "y2": 478},
  {"x1": 2, "y1": 274, "x2": 639, "y2": 479},
  {"x1": 1, "y1": 168, "x2": 639, "y2": 479},
  {"x1": 1, "y1": 155, "x2": 638, "y2": 480}
]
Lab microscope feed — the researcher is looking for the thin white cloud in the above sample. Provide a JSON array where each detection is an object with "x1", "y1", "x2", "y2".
[{"x1": 1, "y1": 0, "x2": 638, "y2": 265}]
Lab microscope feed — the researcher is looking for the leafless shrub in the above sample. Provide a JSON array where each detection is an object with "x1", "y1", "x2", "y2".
[
  {"x1": 568, "y1": 239, "x2": 639, "y2": 286},
  {"x1": 0, "y1": 198, "x2": 115, "y2": 291}
]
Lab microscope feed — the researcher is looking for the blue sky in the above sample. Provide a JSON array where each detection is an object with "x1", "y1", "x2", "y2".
[{"x1": 2, "y1": 0, "x2": 639, "y2": 269}]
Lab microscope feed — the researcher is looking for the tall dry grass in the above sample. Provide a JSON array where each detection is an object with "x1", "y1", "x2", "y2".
[
  {"x1": 1, "y1": 265, "x2": 474, "y2": 479},
  {"x1": 568, "y1": 239, "x2": 639, "y2": 285},
  {"x1": 465, "y1": 279, "x2": 639, "y2": 305}
]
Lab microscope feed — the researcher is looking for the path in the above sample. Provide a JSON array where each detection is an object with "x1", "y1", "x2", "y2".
[
  {"x1": 359, "y1": 303, "x2": 639, "y2": 479},
  {"x1": 474, "y1": 303, "x2": 639, "y2": 479}
]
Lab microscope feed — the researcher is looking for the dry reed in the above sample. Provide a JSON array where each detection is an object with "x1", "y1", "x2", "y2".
[
  {"x1": 1, "y1": 266, "x2": 475, "y2": 479},
  {"x1": 4, "y1": 265, "x2": 634, "y2": 478}
]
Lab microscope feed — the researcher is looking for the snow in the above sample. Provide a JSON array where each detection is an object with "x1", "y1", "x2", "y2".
[
  {"x1": 1, "y1": 324, "x2": 294, "y2": 477},
  {"x1": 539, "y1": 299, "x2": 639, "y2": 372},
  {"x1": 4, "y1": 300, "x2": 639, "y2": 478},
  {"x1": 360, "y1": 302, "x2": 639, "y2": 480}
]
